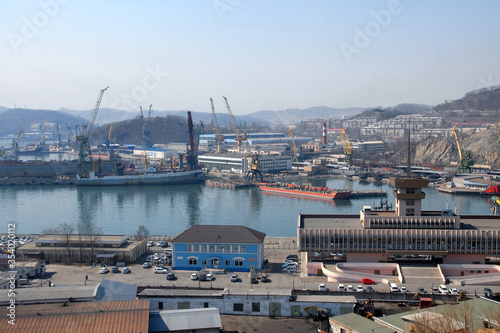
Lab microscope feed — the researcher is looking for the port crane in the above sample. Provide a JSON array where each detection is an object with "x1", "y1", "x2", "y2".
[
  {"x1": 451, "y1": 125, "x2": 474, "y2": 173},
  {"x1": 75, "y1": 86, "x2": 109, "y2": 174},
  {"x1": 223, "y1": 96, "x2": 243, "y2": 153},
  {"x1": 11, "y1": 126, "x2": 24, "y2": 152},
  {"x1": 103, "y1": 124, "x2": 114, "y2": 152},
  {"x1": 56, "y1": 124, "x2": 62, "y2": 147},
  {"x1": 140, "y1": 105, "x2": 153, "y2": 149},
  {"x1": 340, "y1": 128, "x2": 352, "y2": 165},
  {"x1": 244, "y1": 140, "x2": 263, "y2": 182},
  {"x1": 210, "y1": 97, "x2": 224, "y2": 153}
]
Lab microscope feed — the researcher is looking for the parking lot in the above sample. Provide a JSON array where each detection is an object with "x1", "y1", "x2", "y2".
[{"x1": 20, "y1": 240, "x2": 499, "y2": 299}]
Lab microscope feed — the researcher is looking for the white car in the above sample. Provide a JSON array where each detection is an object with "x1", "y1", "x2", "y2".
[
  {"x1": 205, "y1": 273, "x2": 213, "y2": 281},
  {"x1": 356, "y1": 285, "x2": 364, "y2": 292},
  {"x1": 191, "y1": 273, "x2": 198, "y2": 280},
  {"x1": 450, "y1": 288, "x2": 459, "y2": 295},
  {"x1": 156, "y1": 241, "x2": 163, "y2": 247},
  {"x1": 147, "y1": 241, "x2": 154, "y2": 247},
  {"x1": 401, "y1": 286, "x2": 408, "y2": 293},
  {"x1": 347, "y1": 285, "x2": 354, "y2": 292},
  {"x1": 282, "y1": 266, "x2": 298, "y2": 273},
  {"x1": 231, "y1": 274, "x2": 238, "y2": 282},
  {"x1": 99, "y1": 267, "x2": 109, "y2": 274},
  {"x1": 438, "y1": 285, "x2": 449, "y2": 294},
  {"x1": 154, "y1": 267, "x2": 168, "y2": 274},
  {"x1": 338, "y1": 284, "x2": 345, "y2": 291},
  {"x1": 122, "y1": 267, "x2": 130, "y2": 274},
  {"x1": 318, "y1": 283, "x2": 328, "y2": 291}
]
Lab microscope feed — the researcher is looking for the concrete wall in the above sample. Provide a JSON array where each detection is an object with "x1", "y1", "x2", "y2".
[{"x1": 443, "y1": 254, "x2": 485, "y2": 264}]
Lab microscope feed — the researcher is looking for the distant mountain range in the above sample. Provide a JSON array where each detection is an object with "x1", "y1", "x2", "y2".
[{"x1": 0, "y1": 105, "x2": 365, "y2": 137}]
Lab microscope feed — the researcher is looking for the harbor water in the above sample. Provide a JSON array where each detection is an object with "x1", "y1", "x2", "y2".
[{"x1": 0, "y1": 177, "x2": 493, "y2": 237}]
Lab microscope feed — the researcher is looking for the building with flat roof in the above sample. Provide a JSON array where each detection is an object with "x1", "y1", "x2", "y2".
[
  {"x1": 16, "y1": 234, "x2": 147, "y2": 264},
  {"x1": 199, "y1": 152, "x2": 292, "y2": 174},
  {"x1": 298, "y1": 176, "x2": 500, "y2": 264},
  {"x1": 171, "y1": 225, "x2": 266, "y2": 272}
]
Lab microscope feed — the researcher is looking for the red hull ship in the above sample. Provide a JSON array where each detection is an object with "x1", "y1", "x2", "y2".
[{"x1": 258, "y1": 183, "x2": 351, "y2": 200}]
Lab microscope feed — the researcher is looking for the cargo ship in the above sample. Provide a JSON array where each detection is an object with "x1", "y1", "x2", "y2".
[
  {"x1": 76, "y1": 166, "x2": 204, "y2": 186},
  {"x1": 258, "y1": 182, "x2": 351, "y2": 200}
]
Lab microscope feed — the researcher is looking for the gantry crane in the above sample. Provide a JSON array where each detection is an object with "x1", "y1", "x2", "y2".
[
  {"x1": 210, "y1": 97, "x2": 224, "y2": 153},
  {"x1": 223, "y1": 96, "x2": 243, "y2": 153},
  {"x1": 340, "y1": 128, "x2": 353, "y2": 165},
  {"x1": 451, "y1": 125, "x2": 474, "y2": 173},
  {"x1": 75, "y1": 86, "x2": 109, "y2": 174}
]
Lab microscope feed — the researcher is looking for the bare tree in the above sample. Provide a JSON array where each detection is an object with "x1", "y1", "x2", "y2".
[
  {"x1": 136, "y1": 225, "x2": 150, "y2": 241},
  {"x1": 87, "y1": 222, "x2": 102, "y2": 264},
  {"x1": 76, "y1": 222, "x2": 85, "y2": 263},
  {"x1": 58, "y1": 222, "x2": 75, "y2": 264}
]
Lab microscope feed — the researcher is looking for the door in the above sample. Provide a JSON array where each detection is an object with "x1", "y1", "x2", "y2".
[
  {"x1": 269, "y1": 302, "x2": 281, "y2": 317},
  {"x1": 290, "y1": 305, "x2": 301, "y2": 317},
  {"x1": 210, "y1": 258, "x2": 220, "y2": 268}
]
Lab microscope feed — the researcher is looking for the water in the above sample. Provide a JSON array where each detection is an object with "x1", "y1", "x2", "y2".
[{"x1": 0, "y1": 178, "x2": 493, "y2": 237}]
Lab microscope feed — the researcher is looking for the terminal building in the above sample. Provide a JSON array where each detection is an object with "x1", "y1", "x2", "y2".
[
  {"x1": 199, "y1": 152, "x2": 292, "y2": 174},
  {"x1": 298, "y1": 176, "x2": 500, "y2": 265}
]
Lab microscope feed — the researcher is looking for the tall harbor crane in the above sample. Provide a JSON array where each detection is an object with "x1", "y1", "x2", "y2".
[
  {"x1": 140, "y1": 105, "x2": 153, "y2": 148},
  {"x1": 451, "y1": 125, "x2": 474, "y2": 173},
  {"x1": 11, "y1": 126, "x2": 24, "y2": 152},
  {"x1": 340, "y1": 128, "x2": 352, "y2": 165},
  {"x1": 75, "y1": 86, "x2": 109, "y2": 174},
  {"x1": 185, "y1": 111, "x2": 198, "y2": 171},
  {"x1": 210, "y1": 97, "x2": 224, "y2": 153},
  {"x1": 56, "y1": 124, "x2": 62, "y2": 147},
  {"x1": 244, "y1": 140, "x2": 263, "y2": 182},
  {"x1": 223, "y1": 96, "x2": 243, "y2": 153},
  {"x1": 104, "y1": 124, "x2": 113, "y2": 152}
]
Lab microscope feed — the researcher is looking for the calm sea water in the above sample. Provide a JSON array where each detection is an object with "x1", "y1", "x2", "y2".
[{"x1": 0, "y1": 177, "x2": 493, "y2": 237}]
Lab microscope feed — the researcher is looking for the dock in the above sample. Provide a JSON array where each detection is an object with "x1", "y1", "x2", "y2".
[
  {"x1": 349, "y1": 190, "x2": 387, "y2": 198},
  {"x1": 205, "y1": 179, "x2": 256, "y2": 189},
  {"x1": 437, "y1": 187, "x2": 484, "y2": 194}
]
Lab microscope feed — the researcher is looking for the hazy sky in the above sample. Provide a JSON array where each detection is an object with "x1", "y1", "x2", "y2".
[{"x1": 1, "y1": 1, "x2": 499, "y2": 116}]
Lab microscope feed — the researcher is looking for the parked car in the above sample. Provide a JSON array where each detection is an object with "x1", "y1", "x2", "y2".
[
  {"x1": 347, "y1": 285, "x2": 354, "y2": 292},
  {"x1": 450, "y1": 288, "x2": 459, "y2": 295},
  {"x1": 366, "y1": 286, "x2": 374, "y2": 292},
  {"x1": 318, "y1": 283, "x2": 328, "y2": 291},
  {"x1": 231, "y1": 274, "x2": 239, "y2": 282},
  {"x1": 99, "y1": 267, "x2": 109, "y2": 274},
  {"x1": 356, "y1": 285, "x2": 364, "y2": 292},
  {"x1": 286, "y1": 254, "x2": 298, "y2": 260},
  {"x1": 191, "y1": 273, "x2": 198, "y2": 280},
  {"x1": 122, "y1": 267, "x2": 130, "y2": 274},
  {"x1": 161, "y1": 241, "x2": 168, "y2": 247},
  {"x1": 282, "y1": 266, "x2": 298, "y2": 273},
  {"x1": 438, "y1": 285, "x2": 449, "y2": 294},
  {"x1": 147, "y1": 241, "x2": 154, "y2": 247},
  {"x1": 338, "y1": 284, "x2": 345, "y2": 291},
  {"x1": 361, "y1": 278, "x2": 375, "y2": 285},
  {"x1": 389, "y1": 283, "x2": 399, "y2": 293},
  {"x1": 154, "y1": 267, "x2": 168, "y2": 274},
  {"x1": 261, "y1": 274, "x2": 269, "y2": 283},
  {"x1": 431, "y1": 287, "x2": 440, "y2": 294},
  {"x1": 401, "y1": 286, "x2": 408, "y2": 293},
  {"x1": 418, "y1": 287, "x2": 425, "y2": 294},
  {"x1": 166, "y1": 272, "x2": 176, "y2": 280},
  {"x1": 205, "y1": 273, "x2": 213, "y2": 281},
  {"x1": 143, "y1": 262, "x2": 151, "y2": 269},
  {"x1": 111, "y1": 266, "x2": 120, "y2": 273}
]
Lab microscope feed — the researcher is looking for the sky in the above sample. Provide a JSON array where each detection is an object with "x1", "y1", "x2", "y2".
[{"x1": 1, "y1": 0, "x2": 500, "y2": 116}]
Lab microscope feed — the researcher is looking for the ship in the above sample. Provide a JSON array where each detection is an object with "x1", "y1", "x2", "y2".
[
  {"x1": 76, "y1": 166, "x2": 204, "y2": 186},
  {"x1": 258, "y1": 182, "x2": 351, "y2": 200}
]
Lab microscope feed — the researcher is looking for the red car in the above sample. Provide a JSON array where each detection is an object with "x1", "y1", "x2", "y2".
[{"x1": 361, "y1": 278, "x2": 375, "y2": 285}]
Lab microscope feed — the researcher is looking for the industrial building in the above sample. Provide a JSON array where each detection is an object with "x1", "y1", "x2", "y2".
[
  {"x1": 171, "y1": 225, "x2": 266, "y2": 272},
  {"x1": 198, "y1": 152, "x2": 292, "y2": 174},
  {"x1": 16, "y1": 234, "x2": 147, "y2": 264},
  {"x1": 297, "y1": 176, "x2": 500, "y2": 265}
]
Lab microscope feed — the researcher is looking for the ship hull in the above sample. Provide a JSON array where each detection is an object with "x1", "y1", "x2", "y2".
[
  {"x1": 258, "y1": 185, "x2": 351, "y2": 199},
  {"x1": 77, "y1": 170, "x2": 204, "y2": 186}
]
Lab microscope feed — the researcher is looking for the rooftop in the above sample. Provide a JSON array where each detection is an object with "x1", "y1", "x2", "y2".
[
  {"x1": 149, "y1": 307, "x2": 222, "y2": 332},
  {"x1": 0, "y1": 299, "x2": 149, "y2": 333},
  {"x1": 172, "y1": 225, "x2": 266, "y2": 244},
  {"x1": 329, "y1": 313, "x2": 397, "y2": 333}
]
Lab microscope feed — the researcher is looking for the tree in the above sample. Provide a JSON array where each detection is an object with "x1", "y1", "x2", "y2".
[
  {"x1": 57, "y1": 222, "x2": 75, "y2": 264},
  {"x1": 136, "y1": 225, "x2": 150, "y2": 241},
  {"x1": 87, "y1": 222, "x2": 102, "y2": 264}
]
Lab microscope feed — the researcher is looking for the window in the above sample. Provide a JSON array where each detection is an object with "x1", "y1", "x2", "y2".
[
  {"x1": 204, "y1": 302, "x2": 209, "y2": 308},
  {"x1": 225, "y1": 260, "x2": 230, "y2": 266},
  {"x1": 188, "y1": 257, "x2": 198, "y2": 265},
  {"x1": 234, "y1": 258, "x2": 244, "y2": 267},
  {"x1": 186, "y1": 244, "x2": 191, "y2": 252},
  {"x1": 252, "y1": 302, "x2": 260, "y2": 312},
  {"x1": 406, "y1": 199, "x2": 415, "y2": 205},
  {"x1": 233, "y1": 303, "x2": 244, "y2": 312},
  {"x1": 202, "y1": 245, "x2": 207, "y2": 252},
  {"x1": 158, "y1": 302, "x2": 163, "y2": 310},
  {"x1": 407, "y1": 188, "x2": 415, "y2": 194},
  {"x1": 202, "y1": 259, "x2": 207, "y2": 266},
  {"x1": 240, "y1": 246, "x2": 246, "y2": 253},
  {"x1": 217, "y1": 245, "x2": 224, "y2": 253},
  {"x1": 225, "y1": 245, "x2": 230, "y2": 253},
  {"x1": 209, "y1": 245, "x2": 215, "y2": 252},
  {"x1": 406, "y1": 208, "x2": 415, "y2": 216},
  {"x1": 232, "y1": 245, "x2": 238, "y2": 253}
]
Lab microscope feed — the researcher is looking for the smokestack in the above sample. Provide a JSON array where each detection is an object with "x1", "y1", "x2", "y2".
[{"x1": 322, "y1": 122, "x2": 327, "y2": 145}]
